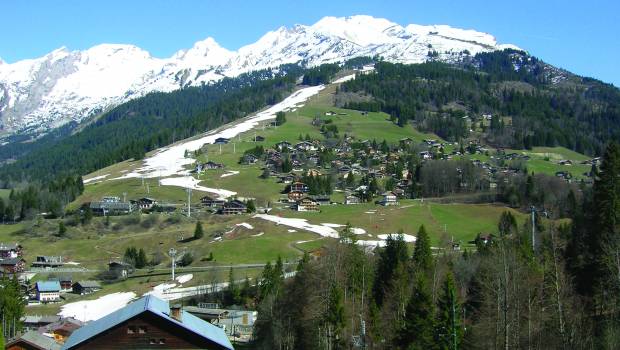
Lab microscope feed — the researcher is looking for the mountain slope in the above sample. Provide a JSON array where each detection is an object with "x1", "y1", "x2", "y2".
[{"x1": 0, "y1": 15, "x2": 518, "y2": 136}]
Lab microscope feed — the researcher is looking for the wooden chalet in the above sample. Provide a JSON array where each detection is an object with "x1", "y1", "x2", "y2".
[
  {"x1": 201, "y1": 195, "x2": 226, "y2": 208},
  {"x1": 0, "y1": 242, "x2": 22, "y2": 258},
  {"x1": 213, "y1": 137, "x2": 229, "y2": 145},
  {"x1": 89, "y1": 197, "x2": 135, "y2": 216},
  {"x1": 32, "y1": 255, "x2": 64, "y2": 268},
  {"x1": 72, "y1": 280, "x2": 102, "y2": 295},
  {"x1": 379, "y1": 191, "x2": 398, "y2": 206},
  {"x1": 59, "y1": 275, "x2": 73, "y2": 292},
  {"x1": 310, "y1": 195, "x2": 331, "y2": 205},
  {"x1": 220, "y1": 200, "x2": 247, "y2": 215},
  {"x1": 61, "y1": 295, "x2": 233, "y2": 350},
  {"x1": 345, "y1": 194, "x2": 361, "y2": 205},
  {"x1": 275, "y1": 141, "x2": 292, "y2": 151},
  {"x1": 278, "y1": 174, "x2": 295, "y2": 184},
  {"x1": 287, "y1": 190, "x2": 305, "y2": 203},
  {"x1": 204, "y1": 161, "x2": 225, "y2": 169},
  {"x1": 108, "y1": 261, "x2": 134, "y2": 279},
  {"x1": 241, "y1": 154, "x2": 259, "y2": 165},
  {"x1": 136, "y1": 197, "x2": 157, "y2": 210},
  {"x1": 295, "y1": 198, "x2": 320, "y2": 212},
  {"x1": 0, "y1": 257, "x2": 26, "y2": 274},
  {"x1": 290, "y1": 181, "x2": 309, "y2": 193},
  {"x1": 6, "y1": 330, "x2": 61, "y2": 350},
  {"x1": 22, "y1": 315, "x2": 62, "y2": 331},
  {"x1": 295, "y1": 141, "x2": 317, "y2": 152}
]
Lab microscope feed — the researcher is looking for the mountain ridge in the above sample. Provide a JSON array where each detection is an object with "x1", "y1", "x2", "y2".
[{"x1": 0, "y1": 15, "x2": 519, "y2": 137}]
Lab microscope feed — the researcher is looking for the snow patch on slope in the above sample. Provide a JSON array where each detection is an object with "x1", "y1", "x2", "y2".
[
  {"x1": 116, "y1": 84, "x2": 324, "y2": 180},
  {"x1": 58, "y1": 292, "x2": 136, "y2": 322}
]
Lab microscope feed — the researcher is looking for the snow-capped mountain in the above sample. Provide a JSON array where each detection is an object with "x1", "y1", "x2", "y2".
[{"x1": 0, "y1": 15, "x2": 519, "y2": 136}]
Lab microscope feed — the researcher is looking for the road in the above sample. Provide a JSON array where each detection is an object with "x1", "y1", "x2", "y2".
[{"x1": 25, "y1": 262, "x2": 295, "y2": 275}]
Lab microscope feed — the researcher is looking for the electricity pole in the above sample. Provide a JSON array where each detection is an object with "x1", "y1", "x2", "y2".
[
  {"x1": 169, "y1": 248, "x2": 177, "y2": 281},
  {"x1": 187, "y1": 188, "x2": 192, "y2": 217},
  {"x1": 452, "y1": 294, "x2": 457, "y2": 350},
  {"x1": 531, "y1": 206, "x2": 536, "y2": 252}
]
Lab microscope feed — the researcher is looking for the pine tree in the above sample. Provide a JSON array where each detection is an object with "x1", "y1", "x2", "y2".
[
  {"x1": 258, "y1": 261, "x2": 273, "y2": 301},
  {"x1": 275, "y1": 111, "x2": 286, "y2": 126},
  {"x1": 82, "y1": 206, "x2": 93, "y2": 225},
  {"x1": 590, "y1": 142, "x2": 620, "y2": 296},
  {"x1": 325, "y1": 283, "x2": 346, "y2": 348},
  {"x1": 498, "y1": 211, "x2": 517, "y2": 236},
  {"x1": 373, "y1": 233, "x2": 408, "y2": 306},
  {"x1": 194, "y1": 221, "x2": 204, "y2": 239},
  {"x1": 246, "y1": 200, "x2": 256, "y2": 213},
  {"x1": 228, "y1": 267, "x2": 241, "y2": 305},
  {"x1": 136, "y1": 248, "x2": 147, "y2": 269},
  {"x1": 179, "y1": 252, "x2": 194, "y2": 267},
  {"x1": 0, "y1": 323, "x2": 4, "y2": 349},
  {"x1": 412, "y1": 225, "x2": 433, "y2": 273},
  {"x1": 297, "y1": 251, "x2": 310, "y2": 272},
  {"x1": 435, "y1": 272, "x2": 463, "y2": 350},
  {"x1": 58, "y1": 221, "x2": 67, "y2": 237},
  {"x1": 396, "y1": 275, "x2": 436, "y2": 349}
]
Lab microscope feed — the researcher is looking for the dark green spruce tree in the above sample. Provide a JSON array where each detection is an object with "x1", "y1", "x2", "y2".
[
  {"x1": 412, "y1": 225, "x2": 433, "y2": 273},
  {"x1": 396, "y1": 275, "x2": 436, "y2": 349},
  {"x1": 435, "y1": 271, "x2": 463, "y2": 350},
  {"x1": 194, "y1": 221, "x2": 204, "y2": 239}
]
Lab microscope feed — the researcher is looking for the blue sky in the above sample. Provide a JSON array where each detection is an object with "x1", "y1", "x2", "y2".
[{"x1": 2, "y1": 0, "x2": 619, "y2": 86}]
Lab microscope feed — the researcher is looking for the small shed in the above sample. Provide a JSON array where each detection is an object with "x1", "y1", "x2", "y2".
[
  {"x1": 108, "y1": 261, "x2": 134, "y2": 279},
  {"x1": 72, "y1": 280, "x2": 102, "y2": 295}
]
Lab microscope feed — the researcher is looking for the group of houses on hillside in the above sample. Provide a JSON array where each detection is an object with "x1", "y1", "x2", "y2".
[{"x1": 87, "y1": 196, "x2": 178, "y2": 217}]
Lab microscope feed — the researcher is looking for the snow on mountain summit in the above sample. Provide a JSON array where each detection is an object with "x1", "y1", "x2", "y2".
[
  {"x1": 0, "y1": 15, "x2": 520, "y2": 136},
  {"x1": 172, "y1": 37, "x2": 233, "y2": 66},
  {"x1": 311, "y1": 15, "x2": 403, "y2": 46}
]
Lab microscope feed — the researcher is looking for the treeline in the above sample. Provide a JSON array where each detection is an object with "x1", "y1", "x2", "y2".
[
  {"x1": 0, "y1": 174, "x2": 84, "y2": 221},
  {"x1": 340, "y1": 50, "x2": 620, "y2": 156},
  {"x1": 0, "y1": 276, "x2": 24, "y2": 341},
  {"x1": 302, "y1": 63, "x2": 340, "y2": 85},
  {"x1": 250, "y1": 142, "x2": 620, "y2": 349}
]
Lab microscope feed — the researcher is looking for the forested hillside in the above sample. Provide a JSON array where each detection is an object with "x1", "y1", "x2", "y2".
[
  {"x1": 340, "y1": 50, "x2": 620, "y2": 156},
  {"x1": 247, "y1": 143, "x2": 620, "y2": 349}
]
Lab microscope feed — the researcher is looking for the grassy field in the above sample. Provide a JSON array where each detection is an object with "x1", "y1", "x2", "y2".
[
  {"x1": 505, "y1": 147, "x2": 591, "y2": 179},
  {"x1": 279, "y1": 200, "x2": 526, "y2": 245},
  {"x1": 0, "y1": 212, "x2": 314, "y2": 270}
]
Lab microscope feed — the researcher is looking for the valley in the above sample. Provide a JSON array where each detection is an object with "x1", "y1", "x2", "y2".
[
  {"x1": 6, "y1": 69, "x2": 590, "y2": 322},
  {"x1": 0, "y1": 12, "x2": 618, "y2": 349}
]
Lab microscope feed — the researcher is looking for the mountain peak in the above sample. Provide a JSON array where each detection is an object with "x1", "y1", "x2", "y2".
[
  {"x1": 45, "y1": 46, "x2": 71, "y2": 62},
  {"x1": 173, "y1": 37, "x2": 233, "y2": 67},
  {"x1": 0, "y1": 15, "x2": 520, "y2": 136},
  {"x1": 310, "y1": 15, "x2": 402, "y2": 46}
]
